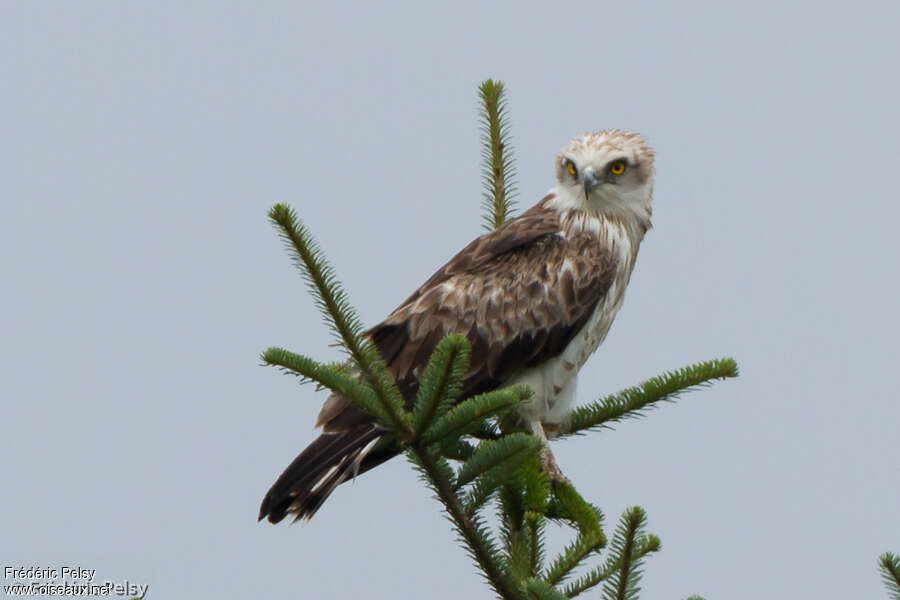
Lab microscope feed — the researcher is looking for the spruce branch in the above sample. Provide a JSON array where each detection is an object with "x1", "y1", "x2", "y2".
[
  {"x1": 441, "y1": 438, "x2": 478, "y2": 461},
  {"x1": 479, "y1": 79, "x2": 518, "y2": 231},
  {"x1": 261, "y1": 347, "x2": 389, "y2": 423},
  {"x1": 526, "y1": 578, "x2": 568, "y2": 600},
  {"x1": 413, "y1": 333, "x2": 471, "y2": 435},
  {"x1": 559, "y1": 358, "x2": 738, "y2": 438},
  {"x1": 881, "y1": 552, "x2": 900, "y2": 600},
  {"x1": 421, "y1": 385, "x2": 532, "y2": 446},
  {"x1": 562, "y1": 533, "x2": 660, "y2": 598},
  {"x1": 552, "y1": 481, "x2": 603, "y2": 537},
  {"x1": 603, "y1": 507, "x2": 653, "y2": 600},
  {"x1": 544, "y1": 530, "x2": 606, "y2": 587},
  {"x1": 505, "y1": 526, "x2": 536, "y2": 584},
  {"x1": 470, "y1": 421, "x2": 503, "y2": 440},
  {"x1": 267, "y1": 204, "x2": 411, "y2": 436},
  {"x1": 498, "y1": 458, "x2": 551, "y2": 560},
  {"x1": 455, "y1": 434, "x2": 542, "y2": 489},
  {"x1": 497, "y1": 479, "x2": 531, "y2": 583},
  {"x1": 519, "y1": 457, "x2": 552, "y2": 514},
  {"x1": 463, "y1": 469, "x2": 508, "y2": 517},
  {"x1": 409, "y1": 444, "x2": 523, "y2": 600},
  {"x1": 528, "y1": 514, "x2": 546, "y2": 578}
]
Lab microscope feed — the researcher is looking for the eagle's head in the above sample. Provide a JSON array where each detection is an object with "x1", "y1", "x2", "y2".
[{"x1": 553, "y1": 130, "x2": 655, "y2": 224}]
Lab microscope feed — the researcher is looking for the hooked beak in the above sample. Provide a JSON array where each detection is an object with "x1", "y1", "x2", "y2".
[{"x1": 582, "y1": 166, "x2": 600, "y2": 198}]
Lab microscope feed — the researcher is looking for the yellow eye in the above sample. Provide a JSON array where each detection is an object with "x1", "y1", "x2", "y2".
[
  {"x1": 567, "y1": 161, "x2": 577, "y2": 176},
  {"x1": 609, "y1": 161, "x2": 626, "y2": 176}
]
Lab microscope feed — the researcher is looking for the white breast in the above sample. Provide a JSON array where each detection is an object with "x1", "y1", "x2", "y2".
[{"x1": 511, "y1": 218, "x2": 636, "y2": 425}]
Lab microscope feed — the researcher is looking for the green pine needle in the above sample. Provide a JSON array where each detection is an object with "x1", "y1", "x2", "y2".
[
  {"x1": 520, "y1": 458, "x2": 552, "y2": 514},
  {"x1": 560, "y1": 358, "x2": 738, "y2": 438},
  {"x1": 413, "y1": 334, "x2": 471, "y2": 436},
  {"x1": 407, "y1": 445, "x2": 519, "y2": 600},
  {"x1": 545, "y1": 529, "x2": 606, "y2": 587},
  {"x1": 603, "y1": 507, "x2": 654, "y2": 600},
  {"x1": 881, "y1": 552, "x2": 900, "y2": 600},
  {"x1": 267, "y1": 204, "x2": 411, "y2": 435},
  {"x1": 440, "y1": 438, "x2": 478, "y2": 462},
  {"x1": 526, "y1": 578, "x2": 568, "y2": 600},
  {"x1": 552, "y1": 481, "x2": 603, "y2": 537},
  {"x1": 498, "y1": 483, "x2": 528, "y2": 552},
  {"x1": 408, "y1": 448, "x2": 456, "y2": 490},
  {"x1": 421, "y1": 385, "x2": 532, "y2": 446},
  {"x1": 478, "y1": 79, "x2": 518, "y2": 231},
  {"x1": 267, "y1": 204, "x2": 366, "y2": 353},
  {"x1": 463, "y1": 469, "x2": 508, "y2": 517},
  {"x1": 562, "y1": 533, "x2": 660, "y2": 598},
  {"x1": 262, "y1": 347, "x2": 390, "y2": 424},
  {"x1": 505, "y1": 527, "x2": 535, "y2": 583},
  {"x1": 461, "y1": 456, "x2": 546, "y2": 520},
  {"x1": 528, "y1": 514, "x2": 547, "y2": 578},
  {"x1": 470, "y1": 421, "x2": 503, "y2": 440},
  {"x1": 455, "y1": 433, "x2": 542, "y2": 489}
]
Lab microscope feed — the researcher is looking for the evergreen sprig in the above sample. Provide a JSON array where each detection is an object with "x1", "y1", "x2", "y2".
[
  {"x1": 479, "y1": 79, "x2": 518, "y2": 230},
  {"x1": 602, "y1": 507, "x2": 653, "y2": 600},
  {"x1": 267, "y1": 204, "x2": 411, "y2": 436},
  {"x1": 441, "y1": 438, "x2": 478, "y2": 462},
  {"x1": 462, "y1": 466, "x2": 508, "y2": 516},
  {"x1": 261, "y1": 347, "x2": 386, "y2": 423},
  {"x1": 545, "y1": 529, "x2": 606, "y2": 587},
  {"x1": 562, "y1": 514, "x2": 660, "y2": 599},
  {"x1": 408, "y1": 444, "x2": 522, "y2": 600},
  {"x1": 413, "y1": 333, "x2": 471, "y2": 434},
  {"x1": 526, "y1": 578, "x2": 569, "y2": 600},
  {"x1": 421, "y1": 385, "x2": 531, "y2": 446},
  {"x1": 455, "y1": 434, "x2": 543, "y2": 489},
  {"x1": 560, "y1": 483, "x2": 603, "y2": 533},
  {"x1": 559, "y1": 358, "x2": 738, "y2": 438},
  {"x1": 881, "y1": 552, "x2": 900, "y2": 600}
]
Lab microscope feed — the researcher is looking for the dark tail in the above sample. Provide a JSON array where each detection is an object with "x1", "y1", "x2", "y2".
[{"x1": 258, "y1": 425, "x2": 392, "y2": 523}]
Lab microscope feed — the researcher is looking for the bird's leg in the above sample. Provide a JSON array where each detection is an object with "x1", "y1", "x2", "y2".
[{"x1": 530, "y1": 420, "x2": 568, "y2": 483}]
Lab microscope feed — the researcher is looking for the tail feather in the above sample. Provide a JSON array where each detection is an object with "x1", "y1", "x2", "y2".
[{"x1": 259, "y1": 425, "x2": 389, "y2": 523}]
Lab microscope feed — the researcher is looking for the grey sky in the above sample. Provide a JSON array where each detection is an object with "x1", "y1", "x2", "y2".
[{"x1": 7, "y1": 1, "x2": 899, "y2": 599}]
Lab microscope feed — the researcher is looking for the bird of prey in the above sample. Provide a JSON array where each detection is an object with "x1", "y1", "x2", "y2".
[{"x1": 259, "y1": 129, "x2": 655, "y2": 523}]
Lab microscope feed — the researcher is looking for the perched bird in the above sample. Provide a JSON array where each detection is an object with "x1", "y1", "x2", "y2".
[{"x1": 260, "y1": 130, "x2": 655, "y2": 523}]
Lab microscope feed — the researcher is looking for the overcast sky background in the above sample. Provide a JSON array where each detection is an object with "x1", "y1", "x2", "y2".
[{"x1": 7, "y1": 2, "x2": 899, "y2": 599}]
